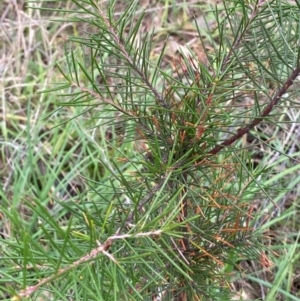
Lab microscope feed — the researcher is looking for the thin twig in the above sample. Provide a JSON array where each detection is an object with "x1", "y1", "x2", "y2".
[
  {"x1": 16, "y1": 239, "x2": 112, "y2": 298},
  {"x1": 125, "y1": 179, "x2": 165, "y2": 227},
  {"x1": 96, "y1": 6, "x2": 169, "y2": 108},
  {"x1": 221, "y1": 1, "x2": 264, "y2": 70},
  {"x1": 16, "y1": 230, "x2": 163, "y2": 298}
]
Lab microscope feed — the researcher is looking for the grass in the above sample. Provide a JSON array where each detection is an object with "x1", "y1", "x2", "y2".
[{"x1": 1, "y1": 0, "x2": 300, "y2": 300}]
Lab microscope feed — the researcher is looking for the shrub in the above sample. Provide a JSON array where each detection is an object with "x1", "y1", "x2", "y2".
[{"x1": 2, "y1": 1, "x2": 300, "y2": 300}]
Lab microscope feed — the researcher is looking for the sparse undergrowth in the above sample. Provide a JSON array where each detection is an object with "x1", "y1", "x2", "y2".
[{"x1": 0, "y1": 1, "x2": 300, "y2": 301}]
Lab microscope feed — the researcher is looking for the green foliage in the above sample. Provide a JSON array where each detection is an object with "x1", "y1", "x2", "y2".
[{"x1": 1, "y1": 0, "x2": 300, "y2": 300}]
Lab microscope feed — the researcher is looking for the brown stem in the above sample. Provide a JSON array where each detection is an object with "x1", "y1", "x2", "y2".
[{"x1": 209, "y1": 64, "x2": 300, "y2": 156}]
